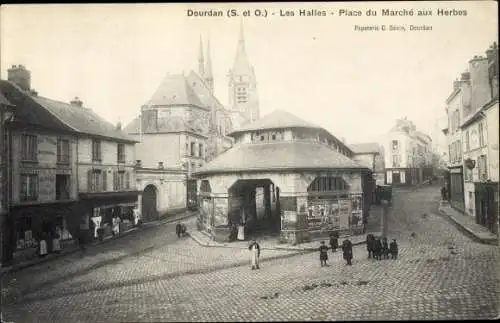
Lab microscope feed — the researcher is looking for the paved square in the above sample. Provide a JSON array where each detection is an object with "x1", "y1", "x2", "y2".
[{"x1": 2, "y1": 186, "x2": 499, "y2": 321}]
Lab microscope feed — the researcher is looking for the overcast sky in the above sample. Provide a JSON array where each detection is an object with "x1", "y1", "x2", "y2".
[{"x1": 1, "y1": 2, "x2": 497, "y2": 145}]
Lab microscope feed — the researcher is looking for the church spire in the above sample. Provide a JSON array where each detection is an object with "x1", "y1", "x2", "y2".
[
  {"x1": 198, "y1": 35, "x2": 205, "y2": 78},
  {"x1": 205, "y1": 35, "x2": 214, "y2": 93},
  {"x1": 232, "y1": 20, "x2": 251, "y2": 74}
]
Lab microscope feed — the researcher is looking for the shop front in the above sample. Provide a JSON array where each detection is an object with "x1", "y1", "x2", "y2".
[
  {"x1": 78, "y1": 191, "x2": 140, "y2": 240},
  {"x1": 449, "y1": 166, "x2": 465, "y2": 213},
  {"x1": 10, "y1": 201, "x2": 78, "y2": 262}
]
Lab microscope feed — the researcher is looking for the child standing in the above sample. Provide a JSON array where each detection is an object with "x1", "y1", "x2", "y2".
[{"x1": 319, "y1": 241, "x2": 329, "y2": 267}]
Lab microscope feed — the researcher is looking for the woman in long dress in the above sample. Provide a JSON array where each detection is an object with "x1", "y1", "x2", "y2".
[{"x1": 249, "y1": 240, "x2": 261, "y2": 270}]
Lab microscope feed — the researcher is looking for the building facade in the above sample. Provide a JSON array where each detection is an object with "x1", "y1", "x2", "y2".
[
  {"x1": 0, "y1": 65, "x2": 139, "y2": 263},
  {"x1": 349, "y1": 142, "x2": 385, "y2": 185},
  {"x1": 193, "y1": 110, "x2": 372, "y2": 245},
  {"x1": 444, "y1": 42, "x2": 498, "y2": 234},
  {"x1": 382, "y1": 118, "x2": 433, "y2": 186},
  {"x1": 124, "y1": 25, "x2": 257, "y2": 221}
]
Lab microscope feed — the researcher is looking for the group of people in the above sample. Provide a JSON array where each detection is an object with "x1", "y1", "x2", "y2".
[
  {"x1": 175, "y1": 222, "x2": 187, "y2": 238},
  {"x1": 319, "y1": 235, "x2": 353, "y2": 267},
  {"x1": 366, "y1": 234, "x2": 399, "y2": 260}
]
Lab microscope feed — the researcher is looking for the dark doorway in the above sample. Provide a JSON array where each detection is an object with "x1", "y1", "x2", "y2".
[
  {"x1": 142, "y1": 185, "x2": 158, "y2": 222},
  {"x1": 228, "y1": 179, "x2": 280, "y2": 239},
  {"x1": 392, "y1": 171, "x2": 401, "y2": 184}
]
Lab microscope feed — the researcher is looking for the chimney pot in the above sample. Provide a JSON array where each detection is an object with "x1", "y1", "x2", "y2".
[
  {"x1": 7, "y1": 64, "x2": 31, "y2": 91},
  {"x1": 70, "y1": 97, "x2": 83, "y2": 107},
  {"x1": 135, "y1": 160, "x2": 142, "y2": 167},
  {"x1": 158, "y1": 162, "x2": 164, "y2": 169}
]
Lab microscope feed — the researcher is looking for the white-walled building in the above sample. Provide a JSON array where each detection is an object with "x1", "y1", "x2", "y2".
[{"x1": 382, "y1": 118, "x2": 433, "y2": 185}]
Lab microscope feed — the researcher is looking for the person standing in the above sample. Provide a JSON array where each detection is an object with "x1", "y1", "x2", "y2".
[
  {"x1": 366, "y1": 234, "x2": 375, "y2": 259},
  {"x1": 374, "y1": 237, "x2": 383, "y2": 260},
  {"x1": 248, "y1": 239, "x2": 261, "y2": 270},
  {"x1": 382, "y1": 237, "x2": 389, "y2": 260},
  {"x1": 176, "y1": 222, "x2": 182, "y2": 238},
  {"x1": 329, "y1": 232, "x2": 339, "y2": 253},
  {"x1": 389, "y1": 239, "x2": 399, "y2": 259},
  {"x1": 342, "y1": 238, "x2": 353, "y2": 266},
  {"x1": 319, "y1": 241, "x2": 329, "y2": 267}
]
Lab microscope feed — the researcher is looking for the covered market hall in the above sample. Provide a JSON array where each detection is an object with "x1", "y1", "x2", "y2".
[{"x1": 192, "y1": 110, "x2": 374, "y2": 244}]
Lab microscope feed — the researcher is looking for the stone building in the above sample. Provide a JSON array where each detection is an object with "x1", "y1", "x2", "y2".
[
  {"x1": 349, "y1": 142, "x2": 385, "y2": 185},
  {"x1": 443, "y1": 42, "x2": 499, "y2": 217},
  {"x1": 0, "y1": 65, "x2": 138, "y2": 263},
  {"x1": 193, "y1": 110, "x2": 371, "y2": 244},
  {"x1": 382, "y1": 118, "x2": 433, "y2": 186},
  {"x1": 124, "y1": 24, "x2": 259, "y2": 219},
  {"x1": 444, "y1": 42, "x2": 498, "y2": 233}
]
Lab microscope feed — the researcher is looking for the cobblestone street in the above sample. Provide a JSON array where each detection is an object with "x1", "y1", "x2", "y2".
[{"x1": 2, "y1": 186, "x2": 499, "y2": 322}]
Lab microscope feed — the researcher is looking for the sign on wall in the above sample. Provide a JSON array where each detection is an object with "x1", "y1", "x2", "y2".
[{"x1": 213, "y1": 198, "x2": 228, "y2": 226}]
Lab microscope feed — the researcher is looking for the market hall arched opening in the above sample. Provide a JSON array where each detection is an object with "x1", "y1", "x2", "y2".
[
  {"x1": 142, "y1": 185, "x2": 158, "y2": 222},
  {"x1": 228, "y1": 178, "x2": 281, "y2": 239}
]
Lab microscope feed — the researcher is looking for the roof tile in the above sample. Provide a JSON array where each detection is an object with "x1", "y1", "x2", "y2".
[{"x1": 194, "y1": 141, "x2": 367, "y2": 175}]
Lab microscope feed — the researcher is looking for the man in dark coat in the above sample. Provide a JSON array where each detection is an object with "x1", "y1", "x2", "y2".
[
  {"x1": 180, "y1": 223, "x2": 187, "y2": 236},
  {"x1": 366, "y1": 234, "x2": 375, "y2": 259},
  {"x1": 441, "y1": 185, "x2": 448, "y2": 201},
  {"x1": 176, "y1": 222, "x2": 182, "y2": 238},
  {"x1": 342, "y1": 238, "x2": 353, "y2": 266},
  {"x1": 319, "y1": 241, "x2": 329, "y2": 267},
  {"x1": 329, "y1": 232, "x2": 339, "y2": 253},
  {"x1": 374, "y1": 238, "x2": 383, "y2": 260},
  {"x1": 389, "y1": 239, "x2": 399, "y2": 259},
  {"x1": 382, "y1": 237, "x2": 389, "y2": 260}
]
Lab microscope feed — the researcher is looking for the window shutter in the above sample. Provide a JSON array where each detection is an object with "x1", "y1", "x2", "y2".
[
  {"x1": 103, "y1": 171, "x2": 107, "y2": 191},
  {"x1": 125, "y1": 172, "x2": 130, "y2": 189},
  {"x1": 87, "y1": 170, "x2": 92, "y2": 192},
  {"x1": 113, "y1": 171, "x2": 117, "y2": 191}
]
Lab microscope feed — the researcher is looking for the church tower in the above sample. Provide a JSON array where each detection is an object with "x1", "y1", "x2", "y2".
[
  {"x1": 205, "y1": 37, "x2": 214, "y2": 93},
  {"x1": 227, "y1": 20, "x2": 259, "y2": 128},
  {"x1": 198, "y1": 36, "x2": 205, "y2": 78}
]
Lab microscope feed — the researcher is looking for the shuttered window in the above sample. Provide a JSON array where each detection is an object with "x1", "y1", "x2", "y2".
[
  {"x1": 125, "y1": 172, "x2": 130, "y2": 189},
  {"x1": 102, "y1": 171, "x2": 108, "y2": 191}
]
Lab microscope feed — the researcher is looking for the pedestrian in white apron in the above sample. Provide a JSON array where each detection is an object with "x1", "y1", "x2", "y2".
[
  {"x1": 52, "y1": 229, "x2": 61, "y2": 253},
  {"x1": 248, "y1": 240, "x2": 261, "y2": 270},
  {"x1": 39, "y1": 232, "x2": 48, "y2": 257}
]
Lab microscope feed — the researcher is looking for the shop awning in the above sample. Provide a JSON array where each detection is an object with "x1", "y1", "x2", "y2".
[{"x1": 79, "y1": 191, "x2": 140, "y2": 207}]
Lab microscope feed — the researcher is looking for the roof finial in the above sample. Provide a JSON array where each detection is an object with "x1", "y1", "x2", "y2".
[{"x1": 198, "y1": 35, "x2": 205, "y2": 78}]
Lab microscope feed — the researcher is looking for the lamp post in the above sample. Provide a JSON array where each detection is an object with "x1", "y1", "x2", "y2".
[{"x1": 1, "y1": 96, "x2": 15, "y2": 267}]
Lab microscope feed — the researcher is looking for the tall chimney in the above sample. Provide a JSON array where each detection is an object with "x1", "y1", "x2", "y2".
[
  {"x1": 70, "y1": 97, "x2": 83, "y2": 107},
  {"x1": 7, "y1": 64, "x2": 31, "y2": 91},
  {"x1": 116, "y1": 121, "x2": 122, "y2": 131}
]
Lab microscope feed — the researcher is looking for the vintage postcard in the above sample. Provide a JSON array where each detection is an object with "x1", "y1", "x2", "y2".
[{"x1": 0, "y1": 1, "x2": 498, "y2": 322}]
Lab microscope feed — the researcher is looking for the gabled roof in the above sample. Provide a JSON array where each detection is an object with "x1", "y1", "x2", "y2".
[
  {"x1": 145, "y1": 73, "x2": 206, "y2": 108},
  {"x1": 0, "y1": 91, "x2": 15, "y2": 107},
  {"x1": 32, "y1": 96, "x2": 137, "y2": 143},
  {"x1": 228, "y1": 109, "x2": 322, "y2": 135},
  {"x1": 193, "y1": 141, "x2": 368, "y2": 176},
  {"x1": 186, "y1": 71, "x2": 224, "y2": 110},
  {"x1": 349, "y1": 142, "x2": 381, "y2": 154},
  {"x1": 1, "y1": 80, "x2": 73, "y2": 132}
]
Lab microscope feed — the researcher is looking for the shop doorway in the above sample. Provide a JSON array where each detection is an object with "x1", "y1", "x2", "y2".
[
  {"x1": 142, "y1": 185, "x2": 158, "y2": 222},
  {"x1": 228, "y1": 179, "x2": 281, "y2": 239}
]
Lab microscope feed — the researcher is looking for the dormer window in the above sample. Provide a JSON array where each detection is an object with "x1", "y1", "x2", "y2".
[
  {"x1": 260, "y1": 135, "x2": 264, "y2": 141},
  {"x1": 272, "y1": 134, "x2": 276, "y2": 140}
]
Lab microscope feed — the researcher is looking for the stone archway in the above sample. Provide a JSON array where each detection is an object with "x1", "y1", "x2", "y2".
[{"x1": 142, "y1": 185, "x2": 158, "y2": 222}]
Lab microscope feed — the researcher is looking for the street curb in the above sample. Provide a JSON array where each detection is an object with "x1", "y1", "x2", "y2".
[
  {"x1": 0, "y1": 213, "x2": 196, "y2": 276},
  {"x1": 437, "y1": 207, "x2": 498, "y2": 246},
  {"x1": 187, "y1": 232, "x2": 367, "y2": 252}
]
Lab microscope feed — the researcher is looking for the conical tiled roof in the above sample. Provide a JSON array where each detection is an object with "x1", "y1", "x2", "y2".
[
  {"x1": 194, "y1": 141, "x2": 366, "y2": 175},
  {"x1": 228, "y1": 109, "x2": 322, "y2": 136},
  {"x1": 145, "y1": 74, "x2": 205, "y2": 108}
]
